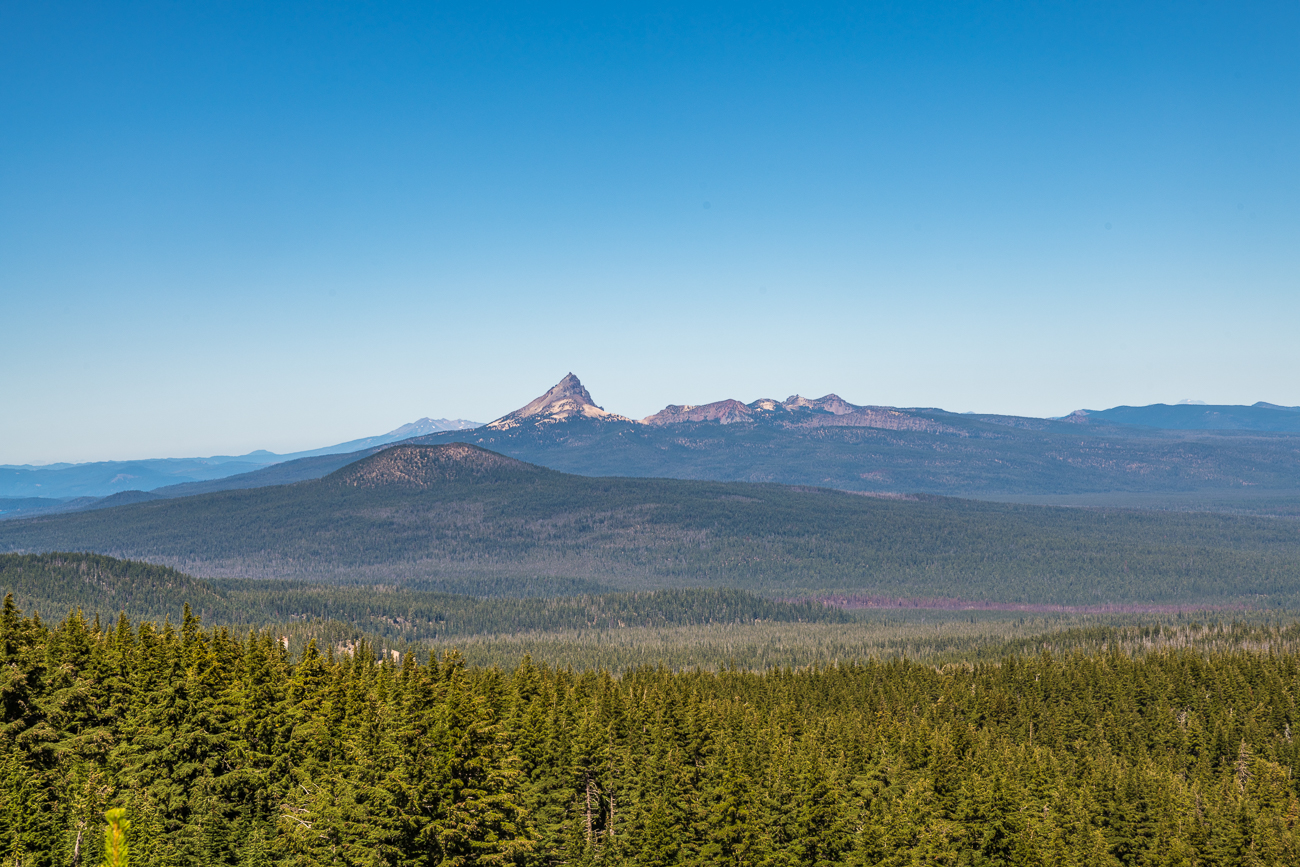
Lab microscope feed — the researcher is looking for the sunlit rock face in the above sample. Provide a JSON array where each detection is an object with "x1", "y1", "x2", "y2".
[{"x1": 486, "y1": 373, "x2": 632, "y2": 430}]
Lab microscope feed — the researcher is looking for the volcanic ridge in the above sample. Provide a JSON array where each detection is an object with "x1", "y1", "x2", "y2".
[
  {"x1": 335, "y1": 443, "x2": 538, "y2": 488},
  {"x1": 490, "y1": 374, "x2": 969, "y2": 435}
]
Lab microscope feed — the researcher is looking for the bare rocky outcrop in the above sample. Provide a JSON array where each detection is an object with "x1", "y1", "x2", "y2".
[
  {"x1": 642, "y1": 394, "x2": 859, "y2": 425},
  {"x1": 491, "y1": 375, "x2": 966, "y2": 435},
  {"x1": 486, "y1": 373, "x2": 632, "y2": 430},
  {"x1": 640, "y1": 399, "x2": 755, "y2": 425},
  {"x1": 638, "y1": 392, "x2": 965, "y2": 433},
  {"x1": 781, "y1": 394, "x2": 857, "y2": 415}
]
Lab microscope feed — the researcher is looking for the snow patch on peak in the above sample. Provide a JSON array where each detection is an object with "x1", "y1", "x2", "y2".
[
  {"x1": 385, "y1": 418, "x2": 481, "y2": 437},
  {"x1": 487, "y1": 374, "x2": 632, "y2": 430}
]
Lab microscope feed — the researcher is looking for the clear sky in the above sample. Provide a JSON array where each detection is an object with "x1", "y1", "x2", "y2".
[{"x1": 3, "y1": 2, "x2": 1297, "y2": 463}]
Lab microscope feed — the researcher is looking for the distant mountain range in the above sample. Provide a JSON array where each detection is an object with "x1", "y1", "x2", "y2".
[
  {"x1": 0, "y1": 417, "x2": 480, "y2": 504},
  {"x1": 482, "y1": 372, "x2": 1300, "y2": 436},
  {"x1": 1068, "y1": 402, "x2": 1300, "y2": 431},
  {"x1": 419, "y1": 380, "x2": 1300, "y2": 512},
  {"x1": 4, "y1": 374, "x2": 1300, "y2": 517}
]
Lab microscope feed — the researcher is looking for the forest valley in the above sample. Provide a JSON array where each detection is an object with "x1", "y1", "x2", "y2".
[{"x1": 4, "y1": 597, "x2": 1300, "y2": 866}]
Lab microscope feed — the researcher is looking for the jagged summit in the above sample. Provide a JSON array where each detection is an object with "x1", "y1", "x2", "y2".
[
  {"x1": 482, "y1": 376, "x2": 956, "y2": 434},
  {"x1": 484, "y1": 375, "x2": 872, "y2": 430},
  {"x1": 782, "y1": 394, "x2": 857, "y2": 415},
  {"x1": 642, "y1": 393, "x2": 862, "y2": 425},
  {"x1": 335, "y1": 444, "x2": 535, "y2": 488},
  {"x1": 487, "y1": 374, "x2": 632, "y2": 430},
  {"x1": 639, "y1": 399, "x2": 753, "y2": 425}
]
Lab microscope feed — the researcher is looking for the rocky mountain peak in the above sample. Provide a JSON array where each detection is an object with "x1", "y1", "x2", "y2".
[
  {"x1": 642, "y1": 399, "x2": 754, "y2": 425},
  {"x1": 642, "y1": 393, "x2": 865, "y2": 426},
  {"x1": 487, "y1": 374, "x2": 632, "y2": 430},
  {"x1": 783, "y1": 394, "x2": 857, "y2": 415}
]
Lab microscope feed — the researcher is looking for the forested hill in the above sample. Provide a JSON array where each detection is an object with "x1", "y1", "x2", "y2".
[
  {"x1": 3, "y1": 445, "x2": 1300, "y2": 605},
  {"x1": 0, "y1": 552, "x2": 228, "y2": 622},
  {"x1": 7, "y1": 600, "x2": 1300, "y2": 864},
  {"x1": 0, "y1": 552, "x2": 847, "y2": 641}
]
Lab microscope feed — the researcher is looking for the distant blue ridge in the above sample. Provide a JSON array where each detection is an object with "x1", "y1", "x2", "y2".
[{"x1": 1081, "y1": 403, "x2": 1300, "y2": 432}]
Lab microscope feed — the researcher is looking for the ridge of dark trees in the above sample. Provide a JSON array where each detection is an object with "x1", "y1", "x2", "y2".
[
  {"x1": 3, "y1": 448, "x2": 1300, "y2": 604},
  {"x1": 0, "y1": 553, "x2": 848, "y2": 641}
]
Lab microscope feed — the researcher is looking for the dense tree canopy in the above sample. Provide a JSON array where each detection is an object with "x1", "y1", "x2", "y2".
[
  {"x1": 4, "y1": 597, "x2": 1300, "y2": 865},
  {"x1": 0, "y1": 553, "x2": 847, "y2": 649}
]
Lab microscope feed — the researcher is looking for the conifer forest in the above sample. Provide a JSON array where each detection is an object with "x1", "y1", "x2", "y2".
[{"x1": 6, "y1": 594, "x2": 1300, "y2": 866}]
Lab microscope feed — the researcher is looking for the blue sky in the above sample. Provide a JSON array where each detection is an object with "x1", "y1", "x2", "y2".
[{"x1": 3, "y1": 2, "x2": 1297, "y2": 463}]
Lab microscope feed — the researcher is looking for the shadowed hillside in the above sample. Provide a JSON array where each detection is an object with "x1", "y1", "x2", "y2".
[
  {"x1": 3, "y1": 445, "x2": 1300, "y2": 606},
  {"x1": 0, "y1": 551, "x2": 848, "y2": 641}
]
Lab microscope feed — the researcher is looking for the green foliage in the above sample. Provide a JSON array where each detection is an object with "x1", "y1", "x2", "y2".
[
  {"x1": 0, "y1": 553, "x2": 848, "y2": 644},
  {"x1": 429, "y1": 613, "x2": 1300, "y2": 672},
  {"x1": 0, "y1": 553, "x2": 229, "y2": 624},
  {"x1": 103, "y1": 808, "x2": 128, "y2": 867},
  {"x1": 218, "y1": 581, "x2": 851, "y2": 642},
  {"x1": 4, "y1": 597, "x2": 1300, "y2": 863}
]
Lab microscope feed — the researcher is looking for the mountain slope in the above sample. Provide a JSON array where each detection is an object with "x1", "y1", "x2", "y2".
[
  {"x1": 1075, "y1": 403, "x2": 1300, "y2": 432},
  {"x1": 149, "y1": 448, "x2": 396, "y2": 498},
  {"x1": 0, "y1": 551, "x2": 229, "y2": 622},
  {"x1": 417, "y1": 416, "x2": 1300, "y2": 502},
  {"x1": 486, "y1": 373, "x2": 632, "y2": 429},
  {"x1": 2, "y1": 444, "x2": 1299, "y2": 606}
]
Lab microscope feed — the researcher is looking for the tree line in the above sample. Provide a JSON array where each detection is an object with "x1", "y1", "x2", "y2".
[
  {"x1": 4, "y1": 596, "x2": 1300, "y2": 865},
  {"x1": 0, "y1": 553, "x2": 846, "y2": 647}
]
